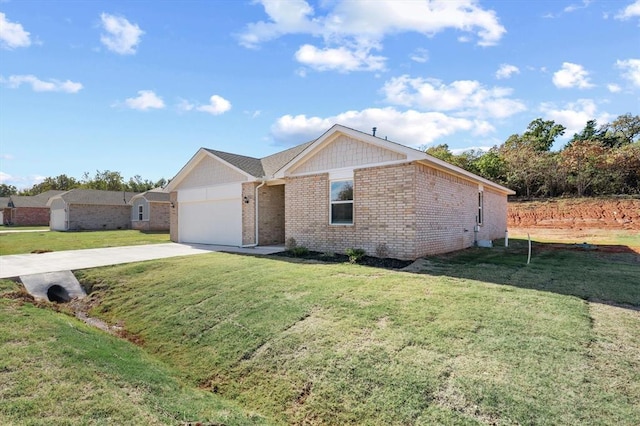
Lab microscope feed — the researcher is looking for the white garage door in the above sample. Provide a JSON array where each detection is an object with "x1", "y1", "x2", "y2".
[
  {"x1": 50, "y1": 208, "x2": 66, "y2": 230},
  {"x1": 178, "y1": 184, "x2": 242, "y2": 246}
]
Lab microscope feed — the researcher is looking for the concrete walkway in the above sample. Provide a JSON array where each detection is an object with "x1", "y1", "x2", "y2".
[{"x1": 0, "y1": 243, "x2": 285, "y2": 279}]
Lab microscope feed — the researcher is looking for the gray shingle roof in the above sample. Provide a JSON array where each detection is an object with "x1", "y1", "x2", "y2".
[
  {"x1": 205, "y1": 139, "x2": 315, "y2": 178},
  {"x1": 0, "y1": 197, "x2": 11, "y2": 209},
  {"x1": 56, "y1": 189, "x2": 140, "y2": 205},
  {"x1": 139, "y1": 191, "x2": 170, "y2": 202},
  {"x1": 205, "y1": 149, "x2": 265, "y2": 177},
  {"x1": 8, "y1": 190, "x2": 66, "y2": 208}
]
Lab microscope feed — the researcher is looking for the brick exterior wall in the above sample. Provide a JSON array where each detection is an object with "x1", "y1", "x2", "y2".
[
  {"x1": 285, "y1": 164, "x2": 419, "y2": 260},
  {"x1": 258, "y1": 184, "x2": 285, "y2": 245},
  {"x1": 169, "y1": 192, "x2": 178, "y2": 241},
  {"x1": 132, "y1": 202, "x2": 170, "y2": 231},
  {"x1": 242, "y1": 182, "x2": 258, "y2": 245},
  {"x1": 68, "y1": 205, "x2": 131, "y2": 230},
  {"x1": 285, "y1": 162, "x2": 509, "y2": 260},
  {"x1": 242, "y1": 183, "x2": 286, "y2": 245},
  {"x1": 415, "y1": 163, "x2": 478, "y2": 256},
  {"x1": 8, "y1": 207, "x2": 50, "y2": 226}
]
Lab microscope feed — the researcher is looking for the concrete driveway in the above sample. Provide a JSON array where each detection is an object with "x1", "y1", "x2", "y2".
[{"x1": 0, "y1": 243, "x2": 284, "y2": 279}]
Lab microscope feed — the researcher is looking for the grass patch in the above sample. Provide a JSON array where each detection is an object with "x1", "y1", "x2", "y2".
[
  {"x1": 0, "y1": 279, "x2": 267, "y2": 426},
  {"x1": 0, "y1": 229, "x2": 169, "y2": 255},
  {"x1": 63, "y1": 246, "x2": 640, "y2": 425}
]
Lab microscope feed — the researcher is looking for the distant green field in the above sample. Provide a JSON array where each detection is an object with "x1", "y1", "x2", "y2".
[{"x1": 0, "y1": 229, "x2": 170, "y2": 255}]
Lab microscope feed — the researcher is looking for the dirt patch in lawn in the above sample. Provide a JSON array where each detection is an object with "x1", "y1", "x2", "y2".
[{"x1": 508, "y1": 198, "x2": 640, "y2": 230}]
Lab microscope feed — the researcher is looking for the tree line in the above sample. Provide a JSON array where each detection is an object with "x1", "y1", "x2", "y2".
[
  {"x1": 0, "y1": 171, "x2": 168, "y2": 197},
  {"x1": 2, "y1": 114, "x2": 638, "y2": 199},
  {"x1": 425, "y1": 113, "x2": 639, "y2": 198}
]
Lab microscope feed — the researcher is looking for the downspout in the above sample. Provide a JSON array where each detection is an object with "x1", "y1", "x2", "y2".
[{"x1": 241, "y1": 179, "x2": 266, "y2": 248}]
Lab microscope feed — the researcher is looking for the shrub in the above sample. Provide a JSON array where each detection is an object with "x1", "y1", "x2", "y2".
[
  {"x1": 375, "y1": 243, "x2": 389, "y2": 258},
  {"x1": 345, "y1": 248, "x2": 366, "y2": 264},
  {"x1": 285, "y1": 237, "x2": 297, "y2": 250},
  {"x1": 290, "y1": 246, "x2": 309, "y2": 257}
]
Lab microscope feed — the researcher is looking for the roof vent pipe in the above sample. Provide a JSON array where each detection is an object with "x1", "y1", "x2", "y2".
[{"x1": 372, "y1": 127, "x2": 377, "y2": 137}]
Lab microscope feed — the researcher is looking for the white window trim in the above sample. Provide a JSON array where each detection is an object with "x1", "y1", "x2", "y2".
[
  {"x1": 138, "y1": 204, "x2": 144, "y2": 221},
  {"x1": 330, "y1": 178, "x2": 354, "y2": 226}
]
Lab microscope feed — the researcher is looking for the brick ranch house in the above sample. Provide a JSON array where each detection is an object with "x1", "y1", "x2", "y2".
[
  {"x1": 130, "y1": 190, "x2": 170, "y2": 231},
  {"x1": 47, "y1": 189, "x2": 139, "y2": 231},
  {"x1": 2, "y1": 190, "x2": 65, "y2": 226},
  {"x1": 165, "y1": 124, "x2": 515, "y2": 260}
]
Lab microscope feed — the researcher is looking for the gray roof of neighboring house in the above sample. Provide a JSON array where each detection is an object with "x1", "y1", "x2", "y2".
[
  {"x1": 0, "y1": 197, "x2": 10, "y2": 209},
  {"x1": 205, "y1": 140, "x2": 315, "y2": 178},
  {"x1": 8, "y1": 190, "x2": 66, "y2": 208},
  {"x1": 134, "y1": 191, "x2": 170, "y2": 203},
  {"x1": 54, "y1": 189, "x2": 140, "y2": 206}
]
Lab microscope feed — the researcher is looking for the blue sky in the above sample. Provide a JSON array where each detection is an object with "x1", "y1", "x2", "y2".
[{"x1": 1, "y1": 0, "x2": 639, "y2": 190}]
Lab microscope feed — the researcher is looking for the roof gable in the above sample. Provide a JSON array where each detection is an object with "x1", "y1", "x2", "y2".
[
  {"x1": 287, "y1": 133, "x2": 406, "y2": 175},
  {"x1": 275, "y1": 124, "x2": 424, "y2": 178}
]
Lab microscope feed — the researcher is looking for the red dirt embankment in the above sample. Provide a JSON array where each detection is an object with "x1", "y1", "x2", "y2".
[{"x1": 508, "y1": 198, "x2": 640, "y2": 230}]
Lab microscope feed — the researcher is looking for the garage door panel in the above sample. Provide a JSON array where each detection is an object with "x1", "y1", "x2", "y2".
[
  {"x1": 179, "y1": 198, "x2": 241, "y2": 246},
  {"x1": 50, "y1": 209, "x2": 66, "y2": 230}
]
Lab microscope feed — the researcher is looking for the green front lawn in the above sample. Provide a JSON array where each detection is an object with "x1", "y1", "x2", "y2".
[
  {"x1": 0, "y1": 280, "x2": 267, "y2": 425},
  {"x1": 2, "y1": 236, "x2": 638, "y2": 424},
  {"x1": 67, "y1": 246, "x2": 639, "y2": 425},
  {"x1": 0, "y1": 229, "x2": 170, "y2": 255}
]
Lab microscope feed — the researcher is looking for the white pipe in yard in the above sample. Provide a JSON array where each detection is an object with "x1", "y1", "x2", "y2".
[
  {"x1": 505, "y1": 230, "x2": 509, "y2": 248},
  {"x1": 527, "y1": 233, "x2": 532, "y2": 264}
]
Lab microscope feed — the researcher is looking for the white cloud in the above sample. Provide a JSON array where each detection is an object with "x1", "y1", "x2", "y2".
[
  {"x1": 552, "y1": 62, "x2": 594, "y2": 89},
  {"x1": 0, "y1": 171, "x2": 11, "y2": 184},
  {"x1": 0, "y1": 12, "x2": 31, "y2": 49},
  {"x1": 100, "y1": 13, "x2": 144, "y2": 55},
  {"x1": 295, "y1": 44, "x2": 385, "y2": 72},
  {"x1": 564, "y1": 0, "x2": 592, "y2": 13},
  {"x1": 0, "y1": 74, "x2": 83, "y2": 93},
  {"x1": 615, "y1": 58, "x2": 640, "y2": 88},
  {"x1": 123, "y1": 90, "x2": 165, "y2": 110},
  {"x1": 540, "y1": 99, "x2": 613, "y2": 136},
  {"x1": 381, "y1": 75, "x2": 526, "y2": 119},
  {"x1": 0, "y1": 171, "x2": 45, "y2": 189},
  {"x1": 615, "y1": 0, "x2": 640, "y2": 20},
  {"x1": 495, "y1": 64, "x2": 520, "y2": 79},
  {"x1": 239, "y1": 0, "x2": 505, "y2": 72},
  {"x1": 271, "y1": 107, "x2": 494, "y2": 147},
  {"x1": 607, "y1": 83, "x2": 622, "y2": 93},
  {"x1": 177, "y1": 99, "x2": 195, "y2": 112},
  {"x1": 409, "y1": 48, "x2": 429, "y2": 63},
  {"x1": 196, "y1": 95, "x2": 232, "y2": 115}
]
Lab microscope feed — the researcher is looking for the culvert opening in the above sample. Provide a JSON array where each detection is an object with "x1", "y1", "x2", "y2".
[{"x1": 47, "y1": 284, "x2": 71, "y2": 303}]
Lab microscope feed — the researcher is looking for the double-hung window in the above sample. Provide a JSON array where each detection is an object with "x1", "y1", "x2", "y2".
[
  {"x1": 330, "y1": 180, "x2": 353, "y2": 225},
  {"x1": 138, "y1": 205, "x2": 144, "y2": 221}
]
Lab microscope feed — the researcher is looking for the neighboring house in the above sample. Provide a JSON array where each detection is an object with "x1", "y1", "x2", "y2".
[
  {"x1": 47, "y1": 189, "x2": 139, "y2": 231},
  {"x1": 130, "y1": 189, "x2": 170, "y2": 231},
  {"x1": 0, "y1": 197, "x2": 9, "y2": 225},
  {"x1": 165, "y1": 124, "x2": 515, "y2": 260},
  {"x1": 3, "y1": 190, "x2": 65, "y2": 226}
]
